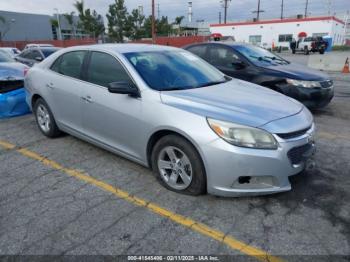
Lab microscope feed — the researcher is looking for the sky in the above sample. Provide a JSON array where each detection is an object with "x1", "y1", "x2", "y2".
[{"x1": 0, "y1": 0, "x2": 349, "y2": 24}]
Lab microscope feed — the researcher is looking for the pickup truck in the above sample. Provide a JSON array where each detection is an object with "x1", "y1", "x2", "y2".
[{"x1": 290, "y1": 37, "x2": 328, "y2": 55}]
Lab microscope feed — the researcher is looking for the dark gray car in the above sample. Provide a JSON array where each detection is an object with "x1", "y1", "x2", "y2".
[{"x1": 16, "y1": 47, "x2": 61, "y2": 67}]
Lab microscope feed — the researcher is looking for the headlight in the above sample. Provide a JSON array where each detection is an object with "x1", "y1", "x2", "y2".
[
  {"x1": 286, "y1": 79, "x2": 321, "y2": 88},
  {"x1": 207, "y1": 118, "x2": 278, "y2": 149}
]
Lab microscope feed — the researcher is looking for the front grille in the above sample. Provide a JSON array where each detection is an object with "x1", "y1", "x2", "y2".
[
  {"x1": 0, "y1": 80, "x2": 24, "y2": 94},
  {"x1": 277, "y1": 126, "x2": 311, "y2": 140},
  {"x1": 320, "y1": 80, "x2": 333, "y2": 89},
  {"x1": 287, "y1": 143, "x2": 313, "y2": 165}
]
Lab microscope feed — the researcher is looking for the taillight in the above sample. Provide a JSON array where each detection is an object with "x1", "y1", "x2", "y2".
[{"x1": 24, "y1": 68, "x2": 29, "y2": 76}]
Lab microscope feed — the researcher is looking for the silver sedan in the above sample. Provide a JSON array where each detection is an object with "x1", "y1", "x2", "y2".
[{"x1": 25, "y1": 44, "x2": 315, "y2": 197}]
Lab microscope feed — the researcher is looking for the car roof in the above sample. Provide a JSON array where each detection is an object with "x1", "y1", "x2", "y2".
[
  {"x1": 63, "y1": 43, "x2": 179, "y2": 54},
  {"x1": 184, "y1": 41, "x2": 251, "y2": 49}
]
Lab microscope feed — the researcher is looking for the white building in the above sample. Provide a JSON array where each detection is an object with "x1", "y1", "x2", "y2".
[{"x1": 210, "y1": 16, "x2": 346, "y2": 48}]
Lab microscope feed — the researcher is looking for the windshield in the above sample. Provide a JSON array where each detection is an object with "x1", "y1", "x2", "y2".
[
  {"x1": 234, "y1": 45, "x2": 289, "y2": 66},
  {"x1": 0, "y1": 51, "x2": 15, "y2": 62},
  {"x1": 124, "y1": 51, "x2": 228, "y2": 91}
]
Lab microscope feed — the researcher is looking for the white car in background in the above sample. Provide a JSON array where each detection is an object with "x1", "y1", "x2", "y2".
[
  {"x1": 0, "y1": 47, "x2": 21, "y2": 58},
  {"x1": 24, "y1": 44, "x2": 54, "y2": 50}
]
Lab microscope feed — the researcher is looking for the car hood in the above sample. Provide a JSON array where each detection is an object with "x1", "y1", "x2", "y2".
[
  {"x1": 0, "y1": 62, "x2": 27, "y2": 80},
  {"x1": 262, "y1": 62, "x2": 329, "y2": 81},
  {"x1": 160, "y1": 79, "x2": 304, "y2": 128}
]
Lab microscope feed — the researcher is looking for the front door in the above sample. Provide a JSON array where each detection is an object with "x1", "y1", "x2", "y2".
[
  {"x1": 81, "y1": 51, "x2": 143, "y2": 159},
  {"x1": 208, "y1": 45, "x2": 253, "y2": 81}
]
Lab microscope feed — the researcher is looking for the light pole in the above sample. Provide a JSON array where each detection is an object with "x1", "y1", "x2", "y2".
[
  {"x1": 152, "y1": 0, "x2": 156, "y2": 44},
  {"x1": 54, "y1": 8, "x2": 62, "y2": 40}
]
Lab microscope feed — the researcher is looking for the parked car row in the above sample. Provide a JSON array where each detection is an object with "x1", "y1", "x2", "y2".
[
  {"x1": 0, "y1": 44, "x2": 60, "y2": 118},
  {"x1": 23, "y1": 44, "x2": 319, "y2": 197}
]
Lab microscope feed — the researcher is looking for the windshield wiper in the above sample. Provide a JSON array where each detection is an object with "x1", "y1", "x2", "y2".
[
  {"x1": 263, "y1": 56, "x2": 289, "y2": 64},
  {"x1": 249, "y1": 55, "x2": 272, "y2": 63},
  {"x1": 197, "y1": 80, "x2": 227, "y2": 88}
]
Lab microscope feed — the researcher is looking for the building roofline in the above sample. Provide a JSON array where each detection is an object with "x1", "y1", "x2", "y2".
[{"x1": 210, "y1": 16, "x2": 345, "y2": 27}]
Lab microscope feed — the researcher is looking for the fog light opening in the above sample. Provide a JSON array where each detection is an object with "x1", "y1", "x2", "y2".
[{"x1": 238, "y1": 176, "x2": 251, "y2": 184}]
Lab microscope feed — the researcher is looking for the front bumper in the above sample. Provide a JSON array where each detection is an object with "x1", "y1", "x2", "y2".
[
  {"x1": 0, "y1": 88, "x2": 31, "y2": 119},
  {"x1": 201, "y1": 124, "x2": 316, "y2": 197},
  {"x1": 280, "y1": 84, "x2": 334, "y2": 109}
]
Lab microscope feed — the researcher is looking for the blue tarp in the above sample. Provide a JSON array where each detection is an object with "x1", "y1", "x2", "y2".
[{"x1": 0, "y1": 88, "x2": 31, "y2": 119}]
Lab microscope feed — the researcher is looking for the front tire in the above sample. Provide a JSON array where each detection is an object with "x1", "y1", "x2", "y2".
[
  {"x1": 151, "y1": 135, "x2": 206, "y2": 195},
  {"x1": 34, "y1": 98, "x2": 62, "y2": 138},
  {"x1": 304, "y1": 47, "x2": 309, "y2": 55}
]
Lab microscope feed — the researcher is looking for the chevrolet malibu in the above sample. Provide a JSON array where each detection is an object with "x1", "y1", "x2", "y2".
[{"x1": 25, "y1": 44, "x2": 316, "y2": 197}]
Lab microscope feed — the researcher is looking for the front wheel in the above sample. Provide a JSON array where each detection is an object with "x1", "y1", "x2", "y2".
[
  {"x1": 304, "y1": 47, "x2": 309, "y2": 55},
  {"x1": 151, "y1": 135, "x2": 206, "y2": 195},
  {"x1": 34, "y1": 98, "x2": 62, "y2": 138}
]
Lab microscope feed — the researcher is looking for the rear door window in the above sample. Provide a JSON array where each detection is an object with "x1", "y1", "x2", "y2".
[
  {"x1": 50, "y1": 51, "x2": 86, "y2": 79},
  {"x1": 86, "y1": 51, "x2": 132, "y2": 87}
]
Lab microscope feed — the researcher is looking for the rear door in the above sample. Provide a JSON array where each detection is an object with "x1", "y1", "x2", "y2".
[{"x1": 46, "y1": 50, "x2": 88, "y2": 133}]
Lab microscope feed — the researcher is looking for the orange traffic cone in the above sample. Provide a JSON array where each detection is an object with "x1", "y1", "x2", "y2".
[{"x1": 342, "y1": 58, "x2": 350, "y2": 74}]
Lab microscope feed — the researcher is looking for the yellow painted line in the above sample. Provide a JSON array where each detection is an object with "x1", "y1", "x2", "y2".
[
  {"x1": 0, "y1": 140, "x2": 16, "y2": 150},
  {"x1": 0, "y1": 140, "x2": 283, "y2": 262}
]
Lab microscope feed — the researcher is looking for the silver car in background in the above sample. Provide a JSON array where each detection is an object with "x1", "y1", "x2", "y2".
[{"x1": 25, "y1": 44, "x2": 315, "y2": 197}]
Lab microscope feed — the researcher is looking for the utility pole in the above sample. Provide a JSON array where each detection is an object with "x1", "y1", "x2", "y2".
[
  {"x1": 252, "y1": 0, "x2": 264, "y2": 21},
  {"x1": 305, "y1": 0, "x2": 309, "y2": 18},
  {"x1": 281, "y1": 0, "x2": 284, "y2": 19},
  {"x1": 152, "y1": 0, "x2": 156, "y2": 44},
  {"x1": 222, "y1": 0, "x2": 231, "y2": 24},
  {"x1": 157, "y1": 3, "x2": 160, "y2": 19},
  {"x1": 219, "y1": 11, "x2": 222, "y2": 24}
]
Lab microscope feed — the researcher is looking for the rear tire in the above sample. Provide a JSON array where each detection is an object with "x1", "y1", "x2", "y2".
[
  {"x1": 319, "y1": 49, "x2": 325, "y2": 55},
  {"x1": 34, "y1": 98, "x2": 62, "y2": 138},
  {"x1": 292, "y1": 49, "x2": 296, "y2": 54},
  {"x1": 151, "y1": 135, "x2": 206, "y2": 195}
]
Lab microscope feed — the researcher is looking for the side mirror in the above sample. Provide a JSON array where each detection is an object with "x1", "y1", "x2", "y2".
[
  {"x1": 108, "y1": 81, "x2": 140, "y2": 97},
  {"x1": 232, "y1": 60, "x2": 246, "y2": 69},
  {"x1": 34, "y1": 56, "x2": 43, "y2": 62}
]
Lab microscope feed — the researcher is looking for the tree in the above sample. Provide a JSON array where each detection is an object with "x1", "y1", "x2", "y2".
[
  {"x1": 106, "y1": 0, "x2": 128, "y2": 42},
  {"x1": 142, "y1": 15, "x2": 171, "y2": 38},
  {"x1": 127, "y1": 8, "x2": 145, "y2": 40},
  {"x1": 63, "y1": 12, "x2": 76, "y2": 39},
  {"x1": 74, "y1": 0, "x2": 104, "y2": 38},
  {"x1": 174, "y1": 16, "x2": 185, "y2": 35}
]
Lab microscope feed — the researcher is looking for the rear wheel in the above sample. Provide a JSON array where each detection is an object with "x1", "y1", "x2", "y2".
[
  {"x1": 319, "y1": 49, "x2": 325, "y2": 54},
  {"x1": 34, "y1": 98, "x2": 62, "y2": 138},
  {"x1": 151, "y1": 135, "x2": 206, "y2": 195}
]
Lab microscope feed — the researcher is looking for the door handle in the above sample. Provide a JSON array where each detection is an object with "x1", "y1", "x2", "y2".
[
  {"x1": 81, "y1": 95, "x2": 93, "y2": 103},
  {"x1": 46, "y1": 83, "x2": 54, "y2": 89},
  {"x1": 85, "y1": 96, "x2": 93, "y2": 103}
]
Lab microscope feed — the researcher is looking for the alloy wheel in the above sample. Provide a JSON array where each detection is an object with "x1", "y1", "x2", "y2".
[{"x1": 157, "y1": 146, "x2": 193, "y2": 190}]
